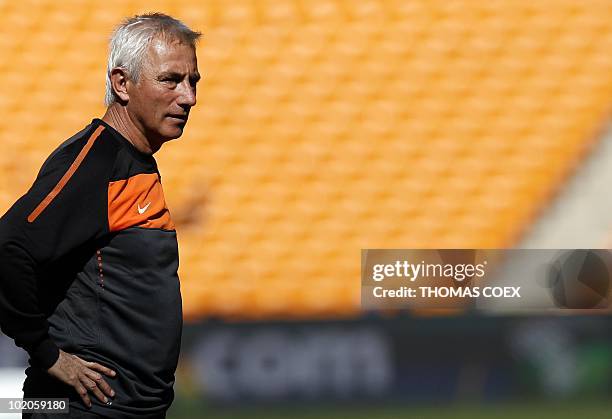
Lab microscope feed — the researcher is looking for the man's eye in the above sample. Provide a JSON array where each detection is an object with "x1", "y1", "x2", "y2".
[{"x1": 162, "y1": 78, "x2": 179, "y2": 86}]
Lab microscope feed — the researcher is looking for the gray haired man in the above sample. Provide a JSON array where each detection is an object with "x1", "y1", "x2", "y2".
[{"x1": 0, "y1": 12, "x2": 200, "y2": 418}]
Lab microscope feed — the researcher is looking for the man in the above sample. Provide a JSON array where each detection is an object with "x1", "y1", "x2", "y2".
[{"x1": 0, "y1": 13, "x2": 200, "y2": 418}]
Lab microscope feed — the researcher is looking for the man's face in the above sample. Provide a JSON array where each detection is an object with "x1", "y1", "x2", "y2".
[{"x1": 126, "y1": 37, "x2": 200, "y2": 147}]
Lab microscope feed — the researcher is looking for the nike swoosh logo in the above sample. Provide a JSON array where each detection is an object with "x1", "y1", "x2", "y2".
[{"x1": 137, "y1": 202, "x2": 151, "y2": 214}]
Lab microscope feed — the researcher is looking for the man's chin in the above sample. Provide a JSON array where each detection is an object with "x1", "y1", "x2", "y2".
[{"x1": 162, "y1": 125, "x2": 186, "y2": 141}]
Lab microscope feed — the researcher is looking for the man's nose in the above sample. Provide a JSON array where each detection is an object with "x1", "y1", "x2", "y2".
[{"x1": 177, "y1": 81, "x2": 197, "y2": 107}]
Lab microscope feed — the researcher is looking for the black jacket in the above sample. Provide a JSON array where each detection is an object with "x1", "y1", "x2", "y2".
[{"x1": 0, "y1": 119, "x2": 182, "y2": 417}]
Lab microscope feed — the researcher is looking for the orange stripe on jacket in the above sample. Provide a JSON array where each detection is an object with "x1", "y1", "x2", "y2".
[
  {"x1": 28, "y1": 125, "x2": 105, "y2": 223},
  {"x1": 108, "y1": 173, "x2": 175, "y2": 232}
]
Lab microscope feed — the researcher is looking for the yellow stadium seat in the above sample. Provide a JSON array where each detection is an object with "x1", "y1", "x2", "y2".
[{"x1": 1, "y1": 1, "x2": 611, "y2": 320}]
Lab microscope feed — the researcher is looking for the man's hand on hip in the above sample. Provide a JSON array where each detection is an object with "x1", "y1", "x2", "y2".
[{"x1": 46, "y1": 349, "x2": 116, "y2": 408}]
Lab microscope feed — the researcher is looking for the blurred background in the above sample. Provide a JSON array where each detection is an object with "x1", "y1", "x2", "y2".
[{"x1": 0, "y1": 0, "x2": 611, "y2": 417}]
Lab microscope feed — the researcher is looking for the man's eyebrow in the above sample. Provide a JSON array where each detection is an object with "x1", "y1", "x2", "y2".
[
  {"x1": 157, "y1": 71, "x2": 201, "y2": 82},
  {"x1": 157, "y1": 71, "x2": 183, "y2": 80}
]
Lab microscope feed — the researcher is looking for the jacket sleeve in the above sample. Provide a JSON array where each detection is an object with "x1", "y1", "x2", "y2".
[{"x1": 0, "y1": 125, "x2": 112, "y2": 370}]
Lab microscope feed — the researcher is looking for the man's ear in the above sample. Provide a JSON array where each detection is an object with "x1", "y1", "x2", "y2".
[{"x1": 109, "y1": 68, "x2": 130, "y2": 103}]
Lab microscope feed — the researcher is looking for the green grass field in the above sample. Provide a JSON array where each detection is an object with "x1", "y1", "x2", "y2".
[{"x1": 168, "y1": 400, "x2": 612, "y2": 419}]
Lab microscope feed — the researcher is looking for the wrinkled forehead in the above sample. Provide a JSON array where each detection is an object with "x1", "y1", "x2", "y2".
[{"x1": 143, "y1": 36, "x2": 198, "y2": 73}]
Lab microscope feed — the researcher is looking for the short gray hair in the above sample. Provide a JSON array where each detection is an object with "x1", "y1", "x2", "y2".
[{"x1": 105, "y1": 12, "x2": 201, "y2": 106}]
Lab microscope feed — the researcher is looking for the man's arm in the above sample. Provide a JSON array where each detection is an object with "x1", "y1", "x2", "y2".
[{"x1": 0, "y1": 238, "x2": 59, "y2": 369}]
